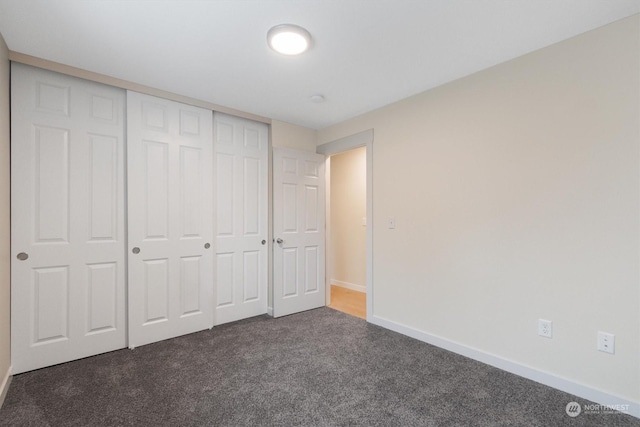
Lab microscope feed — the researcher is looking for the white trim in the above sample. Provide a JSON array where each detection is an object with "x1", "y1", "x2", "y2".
[
  {"x1": 318, "y1": 129, "x2": 374, "y2": 321},
  {"x1": 331, "y1": 280, "x2": 366, "y2": 293},
  {"x1": 324, "y1": 156, "x2": 332, "y2": 306},
  {"x1": 370, "y1": 314, "x2": 640, "y2": 419},
  {"x1": 317, "y1": 129, "x2": 373, "y2": 155},
  {"x1": 0, "y1": 366, "x2": 11, "y2": 410}
]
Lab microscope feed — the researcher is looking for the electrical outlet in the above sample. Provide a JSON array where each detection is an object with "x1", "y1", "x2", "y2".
[
  {"x1": 597, "y1": 331, "x2": 615, "y2": 354},
  {"x1": 538, "y1": 319, "x2": 553, "y2": 338}
]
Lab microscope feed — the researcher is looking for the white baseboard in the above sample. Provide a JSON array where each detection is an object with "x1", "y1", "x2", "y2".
[
  {"x1": 331, "y1": 280, "x2": 366, "y2": 293},
  {"x1": 370, "y1": 315, "x2": 639, "y2": 419},
  {"x1": 267, "y1": 306, "x2": 273, "y2": 317},
  {"x1": 0, "y1": 366, "x2": 11, "y2": 410}
]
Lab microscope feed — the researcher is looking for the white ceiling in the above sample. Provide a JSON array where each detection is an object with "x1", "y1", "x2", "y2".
[{"x1": 0, "y1": 1, "x2": 638, "y2": 130}]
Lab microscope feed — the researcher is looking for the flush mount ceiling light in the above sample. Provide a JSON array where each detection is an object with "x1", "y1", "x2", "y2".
[{"x1": 267, "y1": 24, "x2": 312, "y2": 56}]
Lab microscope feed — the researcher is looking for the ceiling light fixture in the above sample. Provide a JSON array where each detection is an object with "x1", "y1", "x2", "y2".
[{"x1": 267, "y1": 24, "x2": 312, "y2": 56}]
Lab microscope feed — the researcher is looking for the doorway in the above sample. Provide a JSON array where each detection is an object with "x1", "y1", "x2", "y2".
[
  {"x1": 317, "y1": 129, "x2": 373, "y2": 321},
  {"x1": 327, "y1": 147, "x2": 366, "y2": 319}
]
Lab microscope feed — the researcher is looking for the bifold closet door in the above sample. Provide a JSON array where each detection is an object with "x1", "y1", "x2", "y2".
[
  {"x1": 127, "y1": 91, "x2": 214, "y2": 348},
  {"x1": 213, "y1": 113, "x2": 268, "y2": 325},
  {"x1": 11, "y1": 64, "x2": 126, "y2": 374}
]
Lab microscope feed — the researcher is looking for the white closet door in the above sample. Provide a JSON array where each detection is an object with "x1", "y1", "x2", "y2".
[
  {"x1": 11, "y1": 64, "x2": 126, "y2": 373},
  {"x1": 127, "y1": 91, "x2": 213, "y2": 347},
  {"x1": 273, "y1": 148, "x2": 326, "y2": 317},
  {"x1": 213, "y1": 113, "x2": 268, "y2": 325}
]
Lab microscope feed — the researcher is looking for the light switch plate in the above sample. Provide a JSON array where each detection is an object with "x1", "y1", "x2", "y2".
[{"x1": 388, "y1": 217, "x2": 396, "y2": 229}]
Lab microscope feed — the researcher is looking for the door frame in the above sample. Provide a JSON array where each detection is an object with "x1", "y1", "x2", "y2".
[{"x1": 317, "y1": 129, "x2": 373, "y2": 321}]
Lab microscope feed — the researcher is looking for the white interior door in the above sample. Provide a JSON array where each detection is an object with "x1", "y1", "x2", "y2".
[
  {"x1": 11, "y1": 64, "x2": 126, "y2": 373},
  {"x1": 273, "y1": 148, "x2": 326, "y2": 317},
  {"x1": 127, "y1": 91, "x2": 213, "y2": 348},
  {"x1": 213, "y1": 113, "x2": 268, "y2": 324}
]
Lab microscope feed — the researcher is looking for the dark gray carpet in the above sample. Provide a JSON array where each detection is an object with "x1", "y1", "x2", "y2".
[{"x1": 0, "y1": 307, "x2": 637, "y2": 426}]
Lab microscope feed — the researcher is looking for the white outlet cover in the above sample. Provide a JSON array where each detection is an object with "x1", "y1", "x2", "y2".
[
  {"x1": 597, "y1": 331, "x2": 615, "y2": 354},
  {"x1": 538, "y1": 319, "x2": 553, "y2": 338}
]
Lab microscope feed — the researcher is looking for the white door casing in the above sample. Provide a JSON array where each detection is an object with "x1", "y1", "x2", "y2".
[
  {"x1": 317, "y1": 129, "x2": 374, "y2": 320},
  {"x1": 127, "y1": 91, "x2": 214, "y2": 348},
  {"x1": 11, "y1": 64, "x2": 126, "y2": 373},
  {"x1": 213, "y1": 113, "x2": 268, "y2": 325},
  {"x1": 273, "y1": 148, "x2": 326, "y2": 317}
]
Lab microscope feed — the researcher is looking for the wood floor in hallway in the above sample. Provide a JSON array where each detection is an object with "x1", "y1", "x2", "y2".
[{"x1": 328, "y1": 285, "x2": 366, "y2": 319}]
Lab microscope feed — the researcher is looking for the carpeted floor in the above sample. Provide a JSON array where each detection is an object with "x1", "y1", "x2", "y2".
[{"x1": 0, "y1": 307, "x2": 637, "y2": 426}]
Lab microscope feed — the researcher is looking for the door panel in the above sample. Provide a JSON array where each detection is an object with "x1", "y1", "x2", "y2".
[
  {"x1": 127, "y1": 91, "x2": 213, "y2": 347},
  {"x1": 216, "y1": 253, "x2": 234, "y2": 306},
  {"x1": 33, "y1": 266, "x2": 69, "y2": 343},
  {"x1": 273, "y1": 148, "x2": 326, "y2": 317},
  {"x1": 213, "y1": 113, "x2": 268, "y2": 325},
  {"x1": 180, "y1": 256, "x2": 202, "y2": 315},
  {"x1": 283, "y1": 248, "x2": 298, "y2": 297},
  {"x1": 86, "y1": 262, "x2": 118, "y2": 333},
  {"x1": 35, "y1": 126, "x2": 70, "y2": 242},
  {"x1": 88, "y1": 135, "x2": 118, "y2": 240},
  {"x1": 305, "y1": 247, "x2": 320, "y2": 293},
  {"x1": 144, "y1": 141, "x2": 170, "y2": 239},
  {"x1": 243, "y1": 251, "x2": 260, "y2": 301},
  {"x1": 144, "y1": 258, "x2": 170, "y2": 323},
  {"x1": 180, "y1": 147, "x2": 203, "y2": 237},
  {"x1": 11, "y1": 64, "x2": 126, "y2": 373}
]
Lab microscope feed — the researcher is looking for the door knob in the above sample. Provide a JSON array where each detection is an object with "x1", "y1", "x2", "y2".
[
  {"x1": 261, "y1": 240, "x2": 266, "y2": 245},
  {"x1": 276, "y1": 238, "x2": 283, "y2": 244},
  {"x1": 132, "y1": 247, "x2": 140, "y2": 254},
  {"x1": 16, "y1": 252, "x2": 28, "y2": 261},
  {"x1": 204, "y1": 243, "x2": 211, "y2": 249}
]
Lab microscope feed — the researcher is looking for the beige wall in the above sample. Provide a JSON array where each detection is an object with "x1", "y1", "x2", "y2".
[
  {"x1": 0, "y1": 31, "x2": 10, "y2": 401},
  {"x1": 318, "y1": 16, "x2": 639, "y2": 402},
  {"x1": 271, "y1": 120, "x2": 317, "y2": 152},
  {"x1": 330, "y1": 147, "x2": 366, "y2": 289}
]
